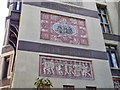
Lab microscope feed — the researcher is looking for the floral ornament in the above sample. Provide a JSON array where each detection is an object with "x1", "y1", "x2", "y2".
[{"x1": 34, "y1": 77, "x2": 53, "y2": 88}]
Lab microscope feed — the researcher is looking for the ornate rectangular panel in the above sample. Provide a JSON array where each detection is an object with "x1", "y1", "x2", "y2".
[
  {"x1": 113, "y1": 78, "x2": 120, "y2": 88},
  {"x1": 39, "y1": 56, "x2": 94, "y2": 80},
  {"x1": 40, "y1": 12, "x2": 89, "y2": 45}
]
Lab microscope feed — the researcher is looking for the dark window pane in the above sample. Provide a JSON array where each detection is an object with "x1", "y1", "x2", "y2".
[
  {"x1": 13, "y1": 2, "x2": 17, "y2": 10},
  {"x1": 63, "y1": 85, "x2": 74, "y2": 90},
  {"x1": 97, "y1": 7, "x2": 101, "y2": 13},
  {"x1": 101, "y1": 8, "x2": 106, "y2": 14},
  {"x1": 103, "y1": 15, "x2": 108, "y2": 23},
  {"x1": 16, "y1": 1, "x2": 20, "y2": 10},
  {"x1": 105, "y1": 25, "x2": 110, "y2": 33},
  {"x1": 101, "y1": 24, "x2": 105, "y2": 32},
  {"x1": 99, "y1": 15, "x2": 103, "y2": 22},
  {"x1": 111, "y1": 52, "x2": 118, "y2": 68},
  {"x1": 2, "y1": 57, "x2": 10, "y2": 79},
  {"x1": 107, "y1": 52, "x2": 112, "y2": 67},
  {"x1": 86, "y1": 86, "x2": 97, "y2": 90}
]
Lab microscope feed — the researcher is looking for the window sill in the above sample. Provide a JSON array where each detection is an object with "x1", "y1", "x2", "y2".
[
  {"x1": 111, "y1": 67, "x2": 120, "y2": 70},
  {"x1": 103, "y1": 32, "x2": 119, "y2": 36},
  {"x1": 112, "y1": 76, "x2": 120, "y2": 78},
  {"x1": 103, "y1": 32, "x2": 112, "y2": 35},
  {"x1": 103, "y1": 33, "x2": 120, "y2": 42}
]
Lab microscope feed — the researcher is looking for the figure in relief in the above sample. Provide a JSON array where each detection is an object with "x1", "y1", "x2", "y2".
[
  {"x1": 81, "y1": 62, "x2": 91, "y2": 78},
  {"x1": 73, "y1": 62, "x2": 82, "y2": 77},
  {"x1": 42, "y1": 59, "x2": 54, "y2": 75},
  {"x1": 55, "y1": 60, "x2": 64, "y2": 76},
  {"x1": 64, "y1": 61, "x2": 73, "y2": 76}
]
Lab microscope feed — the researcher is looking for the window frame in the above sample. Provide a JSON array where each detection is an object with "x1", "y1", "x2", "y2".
[
  {"x1": 106, "y1": 44, "x2": 119, "y2": 68},
  {"x1": 96, "y1": 4, "x2": 112, "y2": 33}
]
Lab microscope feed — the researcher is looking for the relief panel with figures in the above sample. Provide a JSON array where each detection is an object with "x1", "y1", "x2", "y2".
[{"x1": 39, "y1": 56, "x2": 94, "y2": 80}]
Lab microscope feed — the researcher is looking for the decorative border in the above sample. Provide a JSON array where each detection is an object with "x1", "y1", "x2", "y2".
[{"x1": 18, "y1": 40, "x2": 108, "y2": 60}]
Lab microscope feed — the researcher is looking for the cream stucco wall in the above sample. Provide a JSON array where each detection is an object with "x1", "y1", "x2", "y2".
[
  {"x1": 106, "y1": 2, "x2": 119, "y2": 35},
  {"x1": 12, "y1": 2, "x2": 115, "y2": 88},
  {"x1": 18, "y1": 4, "x2": 106, "y2": 52},
  {"x1": 12, "y1": 50, "x2": 114, "y2": 88}
]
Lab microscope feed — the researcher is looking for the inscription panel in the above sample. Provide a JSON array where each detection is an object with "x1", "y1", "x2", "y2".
[
  {"x1": 39, "y1": 56, "x2": 94, "y2": 80},
  {"x1": 40, "y1": 12, "x2": 89, "y2": 45}
]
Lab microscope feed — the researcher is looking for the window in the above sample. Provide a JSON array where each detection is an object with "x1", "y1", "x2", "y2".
[
  {"x1": 2, "y1": 54, "x2": 14, "y2": 79},
  {"x1": 16, "y1": 1, "x2": 20, "y2": 10},
  {"x1": 106, "y1": 45, "x2": 119, "y2": 68},
  {"x1": 2, "y1": 56, "x2": 10, "y2": 79},
  {"x1": 12, "y1": 1, "x2": 21, "y2": 11},
  {"x1": 63, "y1": 85, "x2": 74, "y2": 90},
  {"x1": 86, "y1": 86, "x2": 97, "y2": 90},
  {"x1": 8, "y1": 0, "x2": 21, "y2": 13},
  {"x1": 97, "y1": 4, "x2": 112, "y2": 33}
]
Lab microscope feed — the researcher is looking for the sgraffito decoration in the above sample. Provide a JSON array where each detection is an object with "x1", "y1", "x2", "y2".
[
  {"x1": 40, "y1": 12, "x2": 89, "y2": 45},
  {"x1": 113, "y1": 78, "x2": 120, "y2": 88},
  {"x1": 39, "y1": 56, "x2": 94, "y2": 80}
]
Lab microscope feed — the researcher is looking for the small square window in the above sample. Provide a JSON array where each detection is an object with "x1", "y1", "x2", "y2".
[
  {"x1": 63, "y1": 85, "x2": 74, "y2": 90},
  {"x1": 86, "y1": 86, "x2": 97, "y2": 90}
]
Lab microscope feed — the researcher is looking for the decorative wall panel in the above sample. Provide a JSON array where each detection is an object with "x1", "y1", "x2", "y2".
[
  {"x1": 39, "y1": 56, "x2": 94, "y2": 80},
  {"x1": 40, "y1": 12, "x2": 89, "y2": 45},
  {"x1": 113, "y1": 78, "x2": 120, "y2": 88}
]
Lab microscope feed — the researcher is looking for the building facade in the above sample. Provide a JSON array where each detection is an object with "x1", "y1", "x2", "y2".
[{"x1": 0, "y1": 0, "x2": 120, "y2": 88}]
